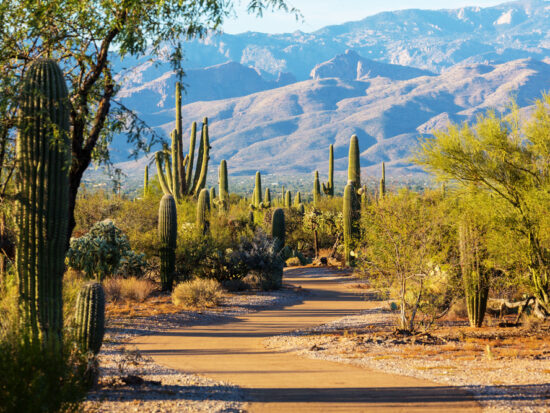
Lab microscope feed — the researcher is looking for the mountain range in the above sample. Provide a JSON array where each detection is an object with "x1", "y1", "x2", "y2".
[{"x1": 107, "y1": 0, "x2": 550, "y2": 179}]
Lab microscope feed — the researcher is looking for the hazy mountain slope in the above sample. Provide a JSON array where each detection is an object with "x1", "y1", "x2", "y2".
[{"x1": 135, "y1": 58, "x2": 549, "y2": 176}]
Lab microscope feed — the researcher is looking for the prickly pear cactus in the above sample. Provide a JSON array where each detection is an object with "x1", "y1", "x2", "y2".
[{"x1": 75, "y1": 282, "x2": 105, "y2": 355}]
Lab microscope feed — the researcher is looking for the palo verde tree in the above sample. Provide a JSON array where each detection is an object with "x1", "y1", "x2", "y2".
[
  {"x1": 0, "y1": 0, "x2": 299, "y2": 243},
  {"x1": 415, "y1": 96, "x2": 550, "y2": 317}
]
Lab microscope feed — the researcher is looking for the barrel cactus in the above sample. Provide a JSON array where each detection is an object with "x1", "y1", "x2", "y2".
[
  {"x1": 322, "y1": 144, "x2": 334, "y2": 196},
  {"x1": 271, "y1": 208, "x2": 285, "y2": 253},
  {"x1": 196, "y1": 188, "x2": 211, "y2": 235},
  {"x1": 159, "y1": 194, "x2": 177, "y2": 291},
  {"x1": 75, "y1": 282, "x2": 105, "y2": 355},
  {"x1": 16, "y1": 59, "x2": 71, "y2": 346},
  {"x1": 348, "y1": 135, "x2": 361, "y2": 190}
]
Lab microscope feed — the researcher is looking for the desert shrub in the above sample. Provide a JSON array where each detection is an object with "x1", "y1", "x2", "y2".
[
  {"x1": 67, "y1": 219, "x2": 145, "y2": 280},
  {"x1": 172, "y1": 278, "x2": 223, "y2": 308},
  {"x1": 73, "y1": 188, "x2": 124, "y2": 237},
  {"x1": 285, "y1": 257, "x2": 301, "y2": 267},
  {"x1": 103, "y1": 277, "x2": 155, "y2": 302}
]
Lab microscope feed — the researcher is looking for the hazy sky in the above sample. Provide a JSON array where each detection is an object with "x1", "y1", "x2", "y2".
[{"x1": 222, "y1": 0, "x2": 508, "y2": 34}]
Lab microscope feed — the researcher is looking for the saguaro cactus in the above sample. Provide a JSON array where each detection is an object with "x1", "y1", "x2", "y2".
[
  {"x1": 144, "y1": 165, "x2": 149, "y2": 196},
  {"x1": 343, "y1": 183, "x2": 360, "y2": 267},
  {"x1": 294, "y1": 191, "x2": 302, "y2": 206},
  {"x1": 156, "y1": 82, "x2": 210, "y2": 199},
  {"x1": 313, "y1": 170, "x2": 321, "y2": 206},
  {"x1": 348, "y1": 135, "x2": 361, "y2": 190},
  {"x1": 379, "y1": 162, "x2": 386, "y2": 200},
  {"x1": 196, "y1": 188, "x2": 211, "y2": 235},
  {"x1": 459, "y1": 219, "x2": 490, "y2": 327},
  {"x1": 322, "y1": 144, "x2": 334, "y2": 196},
  {"x1": 75, "y1": 282, "x2": 105, "y2": 354},
  {"x1": 16, "y1": 59, "x2": 71, "y2": 346},
  {"x1": 159, "y1": 194, "x2": 177, "y2": 291},
  {"x1": 264, "y1": 188, "x2": 271, "y2": 207},
  {"x1": 271, "y1": 208, "x2": 285, "y2": 253},
  {"x1": 210, "y1": 187, "x2": 216, "y2": 208},
  {"x1": 284, "y1": 191, "x2": 292, "y2": 208},
  {"x1": 253, "y1": 171, "x2": 262, "y2": 208},
  {"x1": 218, "y1": 159, "x2": 229, "y2": 211}
]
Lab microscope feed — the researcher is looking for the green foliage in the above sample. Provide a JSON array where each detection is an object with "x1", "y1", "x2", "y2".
[
  {"x1": 75, "y1": 282, "x2": 105, "y2": 355},
  {"x1": 67, "y1": 219, "x2": 142, "y2": 281},
  {"x1": 16, "y1": 59, "x2": 71, "y2": 347},
  {"x1": 415, "y1": 96, "x2": 550, "y2": 314},
  {"x1": 358, "y1": 190, "x2": 457, "y2": 331}
]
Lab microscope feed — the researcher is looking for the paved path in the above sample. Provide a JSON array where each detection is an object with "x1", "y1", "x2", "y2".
[{"x1": 134, "y1": 267, "x2": 481, "y2": 412}]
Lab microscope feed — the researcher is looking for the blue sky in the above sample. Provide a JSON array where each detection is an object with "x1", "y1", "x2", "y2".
[{"x1": 222, "y1": 0, "x2": 508, "y2": 34}]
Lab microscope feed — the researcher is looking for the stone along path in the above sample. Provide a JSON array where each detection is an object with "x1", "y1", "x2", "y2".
[{"x1": 134, "y1": 268, "x2": 481, "y2": 412}]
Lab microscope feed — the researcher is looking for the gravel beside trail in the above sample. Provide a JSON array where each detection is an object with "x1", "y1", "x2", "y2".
[
  {"x1": 83, "y1": 288, "x2": 304, "y2": 412},
  {"x1": 265, "y1": 308, "x2": 550, "y2": 413}
]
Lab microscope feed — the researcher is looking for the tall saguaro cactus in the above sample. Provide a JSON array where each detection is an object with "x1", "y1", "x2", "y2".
[
  {"x1": 343, "y1": 183, "x2": 360, "y2": 267},
  {"x1": 155, "y1": 82, "x2": 210, "y2": 200},
  {"x1": 322, "y1": 144, "x2": 334, "y2": 196},
  {"x1": 284, "y1": 191, "x2": 292, "y2": 208},
  {"x1": 459, "y1": 219, "x2": 490, "y2": 327},
  {"x1": 271, "y1": 208, "x2": 285, "y2": 253},
  {"x1": 294, "y1": 191, "x2": 302, "y2": 206},
  {"x1": 144, "y1": 165, "x2": 149, "y2": 196},
  {"x1": 159, "y1": 194, "x2": 177, "y2": 291},
  {"x1": 251, "y1": 171, "x2": 270, "y2": 210},
  {"x1": 218, "y1": 159, "x2": 229, "y2": 211},
  {"x1": 16, "y1": 59, "x2": 71, "y2": 346},
  {"x1": 348, "y1": 135, "x2": 361, "y2": 190},
  {"x1": 313, "y1": 170, "x2": 321, "y2": 206},
  {"x1": 379, "y1": 162, "x2": 386, "y2": 200}
]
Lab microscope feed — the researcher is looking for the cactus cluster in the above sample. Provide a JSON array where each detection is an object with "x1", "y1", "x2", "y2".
[
  {"x1": 159, "y1": 194, "x2": 178, "y2": 291},
  {"x1": 16, "y1": 59, "x2": 71, "y2": 346},
  {"x1": 156, "y1": 82, "x2": 210, "y2": 200},
  {"x1": 75, "y1": 282, "x2": 105, "y2": 355},
  {"x1": 321, "y1": 144, "x2": 334, "y2": 197}
]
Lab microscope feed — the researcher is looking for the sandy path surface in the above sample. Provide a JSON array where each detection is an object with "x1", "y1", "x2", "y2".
[{"x1": 134, "y1": 267, "x2": 481, "y2": 412}]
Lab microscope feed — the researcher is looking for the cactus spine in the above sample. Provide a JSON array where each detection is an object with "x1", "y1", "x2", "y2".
[
  {"x1": 271, "y1": 208, "x2": 285, "y2": 253},
  {"x1": 196, "y1": 188, "x2": 211, "y2": 235},
  {"x1": 322, "y1": 144, "x2": 334, "y2": 196},
  {"x1": 218, "y1": 160, "x2": 229, "y2": 211},
  {"x1": 284, "y1": 191, "x2": 292, "y2": 208},
  {"x1": 159, "y1": 194, "x2": 177, "y2": 291},
  {"x1": 379, "y1": 162, "x2": 386, "y2": 200},
  {"x1": 16, "y1": 59, "x2": 71, "y2": 346},
  {"x1": 313, "y1": 170, "x2": 321, "y2": 206},
  {"x1": 156, "y1": 82, "x2": 210, "y2": 199},
  {"x1": 348, "y1": 135, "x2": 361, "y2": 191},
  {"x1": 459, "y1": 219, "x2": 490, "y2": 327},
  {"x1": 75, "y1": 282, "x2": 105, "y2": 354},
  {"x1": 343, "y1": 183, "x2": 360, "y2": 267}
]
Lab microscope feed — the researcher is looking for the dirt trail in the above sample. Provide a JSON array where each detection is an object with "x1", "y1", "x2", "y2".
[{"x1": 134, "y1": 267, "x2": 481, "y2": 412}]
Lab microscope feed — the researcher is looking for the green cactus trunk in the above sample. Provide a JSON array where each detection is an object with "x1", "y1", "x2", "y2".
[
  {"x1": 313, "y1": 170, "x2": 321, "y2": 206},
  {"x1": 284, "y1": 191, "x2": 292, "y2": 208},
  {"x1": 75, "y1": 282, "x2": 105, "y2": 355},
  {"x1": 294, "y1": 191, "x2": 302, "y2": 206},
  {"x1": 196, "y1": 188, "x2": 211, "y2": 235},
  {"x1": 348, "y1": 135, "x2": 361, "y2": 190},
  {"x1": 343, "y1": 183, "x2": 360, "y2": 267},
  {"x1": 144, "y1": 165, "x2": 149, "y2": 196},
  {"x1": 192, "y1": 118, "x2": 210, "y2": 195},
  {"x1": 219, "y1": 159, "x2": 229, "y2": 211},
  {"x1": 379, "y1": 162, "x2": 386, "y2": 200},
  {"x1": 185, "y1": 121, "x2": 197, "y2": 191},
  {"x1": 16, "y1": 59, "x2": 71, "y2": 347},
  {"x1": 264, "y1": 187, "x2": 271, "y2": 208},
  {"x1": 210, "y1": 187, "x2": 216, "y2": 207},
  {"x1": 159, "y1": 194, "x2": 177, "y2": 291},
  {"x1": 322, "y1": 144, "x2": 334, "y2": 196},
  {"x1": 271, "y1": 208, "x2": 285, "y2": 253},
  {"x1": 459, "y1": 220, "x2": 490, "y2": 327},
  {"x1": 297, "y1": 203, "x2": 305, "y2": 215},
  {"x1": 253, "y1": 171, "x2": 262, "y2": 208}
]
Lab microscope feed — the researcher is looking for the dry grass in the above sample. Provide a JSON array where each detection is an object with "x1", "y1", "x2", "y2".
[
  {"x1": 285, "y1": 257, "x2": 301, "y2": 267},
  {"x1": 172, "y1": 278, "x2": 223, "y2": 309},
  {"x1": 103, "y1": 277, "x2": 155, "y2": 303}
]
